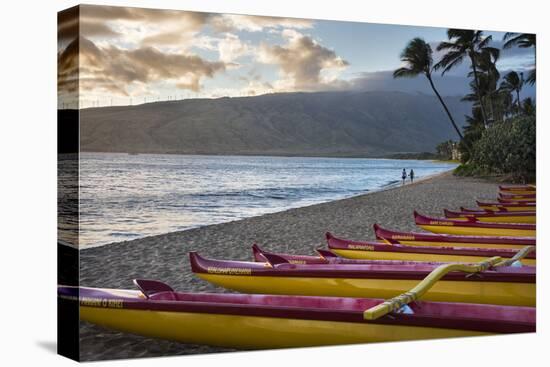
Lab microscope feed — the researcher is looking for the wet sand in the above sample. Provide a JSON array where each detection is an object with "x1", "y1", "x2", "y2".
[{"x1": 78, "y1": 171, "x2": 500, "y2": 361}]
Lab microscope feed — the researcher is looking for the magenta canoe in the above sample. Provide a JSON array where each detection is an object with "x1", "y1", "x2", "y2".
[
  {"x1": 190, "y1": 251, "x2": 535, "y2": 282},
  {"x1": 477, "y1": 201, "x2": 536, "y2": 212},
  {"x1": 189, "y1": 251, "x2": 536, "y2": 307},
  {"x1": 414, "y1": 211, "x2": 535, "y2": 236},
  {"x1": 460, "y1": 207, "x2": 524, "y2": 213},
  {"x1": 59, "y1": 281, "x2": 535, "y2": 346},
  {"x1": 326, "y1": 231, "x2": 536, "y2": 262},
  {"x1": 498, "y1": 198, "x2": 536, "y2": 204},
  {"x1": 499, "y1": 185, "x2": 535, "y2": 192},
  {"x1": 477, "y1": 200, "x2": 535, "y2": 208},
  {"x1": 499, "y1": 192, "x2": 536, "y2": 200},
  {"x1": 444, "y1": 209, "x2": 535, "y2": 219},
  {"x1": 374, "y1": 224, "x2": 535, "y2": 247},
  {"x1": 252, "y1": 244, "x2": 339, "y2": 265},
  {"x1": 252, "y1": 243, "x2": 477, "y2": 266}
]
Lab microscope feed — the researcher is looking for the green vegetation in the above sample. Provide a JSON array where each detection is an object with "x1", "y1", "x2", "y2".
[
  {"x1": 455, "y1": 116, "x2": 535, "y2": 182},
  {"x1": 396, "y1": 29, "x2": 536, "y2": 182}
]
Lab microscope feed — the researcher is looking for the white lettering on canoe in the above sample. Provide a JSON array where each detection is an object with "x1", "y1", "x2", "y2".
[
  {"x1": 207, "y1": 267, "x2": 252, "y2": 275},
  {"x1": 347, "y1": 244, "x2": 375, "y2": 251}
]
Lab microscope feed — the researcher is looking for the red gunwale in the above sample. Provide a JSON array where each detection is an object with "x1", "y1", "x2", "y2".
[
  {"x1": 444, "y1": 209, "x2": 534, "y2": 218},
  {"x1": 59, "y1": 283, "x2": 535, "y2": 334},
  {"x1": 251, "y1": 244, "x2": 503, "y2": 266},
  {"x1": 499, "y1": 185, "x2": 535, "y2": 192},
  {"x1": 461, "y1": 207, "x2": 512, "y2": 213},
  {"x1": 374, "y1": 224, "x2": 535, "y2": 246},
  {"x1": 327, "y1": 232, "x2": 536, "y2": 260},
  {"x1": 498, "y1": 198, "x2": 536, "y2": 204},
  {"x1": 477, "y1": 200, "x2": 535, "y2": 208},
  {"x1": 252, "y1": 244, "x2": 331, "y2": 264},
  {"x1": 414, "y1": 211, "x2": 535, "y2": 230},
  {"x1": 499, "y1": 193, "x2": 536, "y2": 200},
  {"x1": 189, "y1": 252, "x2": 535, "y2": 283}
]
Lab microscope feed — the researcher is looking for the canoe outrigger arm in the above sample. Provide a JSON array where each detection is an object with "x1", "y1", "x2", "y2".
[
  {"x1": 494, "y1": 245, "x2": 536, "y2": 267},
  {"x1": 363, "y1": 245, "x2": 535, "y2": 320},
  {"x1": 363, "y1": 256, "x2": 503, "y2": 320}
]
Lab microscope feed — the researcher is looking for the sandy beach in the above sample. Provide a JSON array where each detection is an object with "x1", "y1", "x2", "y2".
[{"x1": 78, "y1": 171, "x2": 501, "y2": 361}]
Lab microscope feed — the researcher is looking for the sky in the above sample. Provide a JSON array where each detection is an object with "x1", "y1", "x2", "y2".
[{"x1": 57, "y1": 5, "x2": 536, "y2": 108}]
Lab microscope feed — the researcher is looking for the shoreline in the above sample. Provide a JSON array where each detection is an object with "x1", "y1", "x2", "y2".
[
  {"x1": 78, "y1": 170, "x2": 501, "y2": 361},
  {"x1": 77, "y1": 168, "x2": 454, "y2": 251},
  {"x1": 78, "y1": 150, "x2": 454, "y2": 160}
]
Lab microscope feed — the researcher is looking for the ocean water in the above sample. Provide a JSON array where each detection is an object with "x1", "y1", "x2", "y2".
[{"x1": 72, "y1": 153, "x2": 456, "y2": 247}]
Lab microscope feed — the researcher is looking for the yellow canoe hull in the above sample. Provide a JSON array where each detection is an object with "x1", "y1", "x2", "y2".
[
  {"x1": 386, "y1": 239, "x2": 527, "y2": 250},
  {"x1": 499, "y1": 190, "x2": 535, "y2": 195},
  {"x1": 452, "y1": 216, "x2": 535, "y2": 224},
  {"x1": 80, "y1": 306, "x2": 489, "y2": 348},
  {"x1": 197, "y1": 274, "x2": 535, "y2": 307},
  {"x1": 500, "y1": 191, "x2": 535, "y2": 196},
  {"x1": 418, "y1": 224, "x2": 535, "y2": 237},
  {"x1": 331, "y1": 248, "x2": 536, "y2": 266},
  {"x1": 479, "y1": 205, "x2": 535, "y2": 212}
]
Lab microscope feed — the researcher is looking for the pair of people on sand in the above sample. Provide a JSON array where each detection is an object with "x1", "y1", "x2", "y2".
[{"x1": 402, "y1": 169, "x2": 414, "y2": 185}]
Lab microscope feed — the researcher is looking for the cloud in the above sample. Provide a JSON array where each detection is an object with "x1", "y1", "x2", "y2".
[
  {"x1": 78, "y1": 5, "x2": 213, "y2": 51},
  {"x1": 139, "y1": 12, "x2": 212, "y2": 48},
  {"x1": 258, "y1": 31, "x2": 349, "y2": 91},
  {"x1": 218, "y1": 33, "x2": 250, "y2": 63},
  {"x1": 58, "y1": 36, "x2": 227, "y2": 96},
  {"x1": 210, "y1": 14, "x2": 313, "y2": 33},
  {"x1": 58, "y1": 7, "x2": 79, "y2": 44},
  {"x1": 80, "y1": 4, "x2": 203, "y2": 23},
  {"x1": 80, "y1": 21, "x2": 120, "y2": 38}
]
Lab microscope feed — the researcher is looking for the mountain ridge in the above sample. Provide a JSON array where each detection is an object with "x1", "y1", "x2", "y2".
[{"x1": 78, "y1": 90, "x2": 471, "y2": 157}]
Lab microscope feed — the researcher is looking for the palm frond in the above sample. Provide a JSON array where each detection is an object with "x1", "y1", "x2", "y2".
[
  {"x1": 477, "y1": 34, "x2": 492, "y2": 49},
  {"x1": 526, "y1": 68, "x2": 536, "y2": 85},
  {"x1": 393, "y1": 67, "x2": 418, "y2": 78},
  {"x1": 503, "y1": 33, "x2": 536, "y2": 49},
  {"x1": 434, "y1": 51, "x2": 464, "y2": 74},
  {"x1": 394, "y1": 38, "x2": 433, "y2": 78}
]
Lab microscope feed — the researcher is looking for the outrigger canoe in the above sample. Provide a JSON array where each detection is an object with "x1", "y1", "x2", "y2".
[
  {"x1": 252, "y1": 241, "x2": 536, "y2": 266},
  {"x1": 443, "y1": 209, "x2": 535, "y2": 224},
  {"x1": 374, "y1": 224, "x2": 535, "y2": 249},
  {"x1": 190, "y1": 252, "x2": 535, "y2": 306},
  {"x1": 414, "y1": 211, "x2": 535, "y2": 237},
  {"x1": 460, "y1": 206, "x2": 529, "y2": 213},
  {"x1": 498, "y1": 185, "x2": 537, "y2": 193},
  {"x1": 498, "y1": 197, "x2": 536, "y2": 204},
  {"x1": 58, "y1": 279, "x2": 535, "y2": 347},
  {"x1": 499, "y1": 185, "x2": 535, "y2": 193},
  {"x1": 324, "y1": 233, "x2": 536, "y2": 265},
  {"x1": 477, "y1": 201, "x2": 535, "y2": 212},
  {"x1": 499, "y1": 192, "x2": 536, "y2": 201}
]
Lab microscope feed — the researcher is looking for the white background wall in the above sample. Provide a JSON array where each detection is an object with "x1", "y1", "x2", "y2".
[{"x1": 0, "y1": 0, "x2": 546, "y2": 366}]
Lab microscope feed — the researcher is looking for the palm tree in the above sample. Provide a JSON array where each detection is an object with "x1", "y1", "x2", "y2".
[
  {"x1": 467, "y1": 48, "x2": 500, "y2": 123},
  {"x1": 522, "y1": 97, "x2": 535, "y2": 116},
  {"x1": 500, "y1": 71, "x2": 524, "y2": 115},
  {"x1": 435, "y1": 29, "x2": 494, "y2": 128},
  {"x1": 393, "y1": 38, "x2": 464, "y2": 141},
  {"x1": 459, "y1": 107, "x2": 485, "y2": 162},
  {"x1": 503, "y1": 33, "x2": 536, "y2": 85}
]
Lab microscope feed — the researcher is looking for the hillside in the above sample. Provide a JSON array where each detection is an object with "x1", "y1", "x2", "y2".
[{"x1": 79, "y1": 90, "x2": 471, "y2": 157}]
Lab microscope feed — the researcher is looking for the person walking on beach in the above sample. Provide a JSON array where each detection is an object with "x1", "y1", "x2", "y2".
[
  {"x1": 402, "y1": 169, "x2": 407, "y2": 185},
  {"x1": 409, "y1": 169, "x2": 415, "y2": 183}
]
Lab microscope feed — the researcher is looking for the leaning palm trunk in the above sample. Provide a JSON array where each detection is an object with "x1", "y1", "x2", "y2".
[
  {"x1": 427, "y1": 75, "x2": 465, "y2": 140},
  {"x1": 469, "y1": 53, "x2": 489, "y2": 128},
  {"x1": 516, "y1": 90, "x2": 521, "y2": 115}
]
